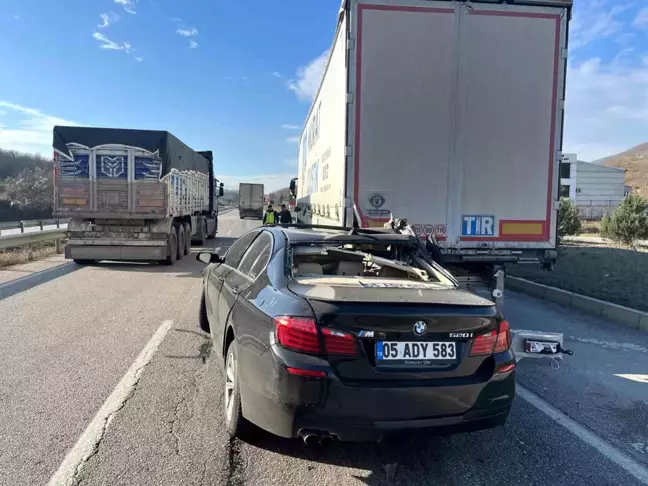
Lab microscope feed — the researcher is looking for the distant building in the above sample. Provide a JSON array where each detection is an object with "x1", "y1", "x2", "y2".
[{"x1": 560, "y1": 153, "x2": 626, "y2": 219}]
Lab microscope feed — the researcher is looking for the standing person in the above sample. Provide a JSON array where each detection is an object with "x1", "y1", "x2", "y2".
[
  {"x1": 278, "y1": 204, "x2": 292, "y2": 224},
  {"x1": 263, "y1": 205, "x2": 277, "y2": 225}
]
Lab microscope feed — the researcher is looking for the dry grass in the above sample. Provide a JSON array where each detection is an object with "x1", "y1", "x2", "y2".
[
  {"x1": 579, "y1": 220, "x2": 601, "y2": 236},
  {"x1": 507, "y1": 243, "x2": 648, "y2": 312},
  {"x1": 0, "y1": 241, "x2": 60, "y2": 269}
]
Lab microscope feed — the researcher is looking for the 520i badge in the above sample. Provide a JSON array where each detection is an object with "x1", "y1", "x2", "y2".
[{"x1": 449, "y1": 332, "x2": 474, "y2": 338}]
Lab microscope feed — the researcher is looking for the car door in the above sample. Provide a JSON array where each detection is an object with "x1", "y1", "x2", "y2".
[
  {"x1": 208, "y1": 230, "x2": 260, "y2": 359},
  {"x1": 225, "y1": 231, "x2": 275, "y2": 398}
]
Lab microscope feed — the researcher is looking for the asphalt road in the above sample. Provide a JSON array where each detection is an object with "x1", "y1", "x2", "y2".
[{"x1": 1, "y1": 209, "x2": 647, "y2": 485}]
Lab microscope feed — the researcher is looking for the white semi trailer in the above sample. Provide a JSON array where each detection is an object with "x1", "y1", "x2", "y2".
[{"x1": 290, "y1": 0, "x2": 572, "y2": 312}]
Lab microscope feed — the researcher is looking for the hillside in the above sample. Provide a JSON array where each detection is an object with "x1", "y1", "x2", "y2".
[{"x1": 598, "y1": 142, "x2": 648, "y2": 195}]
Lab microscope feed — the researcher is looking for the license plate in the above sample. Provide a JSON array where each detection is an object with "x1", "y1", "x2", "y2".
[{"x1": 376, "y1": 341, "x2": 457, "y2": 364}]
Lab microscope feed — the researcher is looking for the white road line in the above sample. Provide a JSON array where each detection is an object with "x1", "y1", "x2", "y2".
[
  {"x1": 518, "y1": 385, "x2": 648, "y2": 484},
  {"x1": 47, "y1": 320, "x2": 173, "y2": 486}
]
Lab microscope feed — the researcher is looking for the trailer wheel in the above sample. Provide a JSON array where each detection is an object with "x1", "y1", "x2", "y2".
[
  {"x1": 163, "y1": 230, "x2": 178, "y2": 265},
  {"x1": 176, "y1": 225, "x2": 185, "y2": 261},
  {"x1": 183, "y1": 223, "x2": 191, "y2": 255},
  {"x1": 207, "y1": 219, "x2": 217, "y2": 239}
]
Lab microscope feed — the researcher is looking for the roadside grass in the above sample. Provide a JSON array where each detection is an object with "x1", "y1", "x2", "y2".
[
  {"x1": 579, "y1": 220, "x2": 601, "y2": 236},
  {"x1": 0, "y1": 241, "x2": 61, "y2": 269},
  {"x1": 507, "y1": 243, "x2": 648, "y2": 312}
]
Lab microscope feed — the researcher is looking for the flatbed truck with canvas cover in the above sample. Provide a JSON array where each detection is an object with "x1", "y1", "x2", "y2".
[
  {"x1": 290, "y1": 0, "x2": 572, "y2": 313},
  {"x1": 53, "y1": 126, "x2": 224, "y2": 265}
]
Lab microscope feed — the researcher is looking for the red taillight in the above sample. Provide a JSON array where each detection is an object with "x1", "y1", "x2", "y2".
[
  {"x1": 470, "y1": 320, "x2": 511, "y2": 356},
  {"x1": 286, "y1": 367, "x2": 327, "y2": 378},
  {"x1": 470, "y1": 330, "x2": 497, "y2": 356},
  {"x1": 322, "y1": 328, "x2": 358, "y2": 356},
  {"x1": 494, "y1": 320, "x2": 511, "y2": 353},
  {"x1": 274, "y1": 317, "x2": 322, "y2": 354}
]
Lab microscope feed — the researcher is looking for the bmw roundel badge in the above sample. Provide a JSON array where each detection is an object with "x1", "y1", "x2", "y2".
[{"x1": 413, "y1": 321, "x2": 427, "y2": 337}]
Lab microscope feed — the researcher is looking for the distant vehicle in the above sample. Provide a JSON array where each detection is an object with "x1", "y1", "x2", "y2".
[
  {"x1": 53, "y1": 126, "x2": 224, "y2": 265},
  {"x1": 289, "y1": 0, "x2": 573, "y2": 312},
  {"x1": 196, "y1": 224, "x2": 516, "y2": 443},
  {"x1": 238, "y1": 183, "x2": 264, "y2": 219}
]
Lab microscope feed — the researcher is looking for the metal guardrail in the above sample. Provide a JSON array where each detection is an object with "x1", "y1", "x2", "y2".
[
  {"x1": 0, "y1": 228, "x2": 66, "y2": 251},
  {"x1": 0, "y1": 218, "x2": 63, "y2": 235}
]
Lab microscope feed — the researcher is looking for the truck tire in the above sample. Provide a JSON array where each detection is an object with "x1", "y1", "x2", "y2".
[
  {"x1": 193, "y1": 218, "x2": 207, "y2": 246},
  {"x1": 176, "y1": 224, "x2": 185, "y2": 261},
  {"x1": 183, "y1": 223, "x2": 191, "y2": 255},
  {"x1": 74, "y1": 259, "x2": 95, "y2": 265},
  {"x1": 207, "y1": 219, "x2": 217, "y2": 240},
  {"x1": 163, "y1": 230, "x2": 178, "y2": 265}
]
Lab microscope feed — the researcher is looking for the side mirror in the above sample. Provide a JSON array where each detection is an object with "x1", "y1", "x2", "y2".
[
  {"x1": 197, "y1": 251, "x2": 223, "y2": 264},
  {"x1": 289, "y1": 178, "x2": 297, "y2": 197},
  {"x1": 218, "y1": 185, "x2": 224, "y2": 197}
]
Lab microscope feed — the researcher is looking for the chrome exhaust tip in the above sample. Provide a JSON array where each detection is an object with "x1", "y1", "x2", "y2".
[
  {"x1": 302, "y1": 434, "x2": 319, "y2": 447},
  {"x1": 319, "y1": 435, "x2": 333, "y2": 448}
]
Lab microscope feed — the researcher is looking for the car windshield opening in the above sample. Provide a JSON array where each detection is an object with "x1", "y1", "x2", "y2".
[{"x1": 290, "y1": 243, "x2": 455, "y2": 287}]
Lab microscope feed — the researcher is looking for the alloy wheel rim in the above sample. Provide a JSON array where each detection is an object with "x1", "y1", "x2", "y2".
[{"x1": 225, "y1": 348, "x2": 236, "y2": 421}]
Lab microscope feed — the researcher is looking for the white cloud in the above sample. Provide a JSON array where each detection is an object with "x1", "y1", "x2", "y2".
[
  {"x1": 287, "y1": 50, "x2": 328, "y2": 102},
  {"x1": 0, "y1": 101, "x2": 81, "y2": 157},
  {"x1": 272, "y1": 72, "x2": 282, "y2": 79},
  {"x1": 98, "y1": 12, "x2": 120, "y2": 29},
  {"x1": 285, "y1": 136, "x2": 300, "y2": 144},
  {"x1": 634, "y1": 9, "x2": 648, "y2": 29},
  {"x1": 188, "y1": 39, "x2": 198, "y2": 49},
  {"x1": 115, "y1": 0, "x2": 138, "y2": 15},
  {"x1": 564, "y1": 56, "x2": 648, "y2": 161},
  {"x1": 218, "y1": 173, "x2": 296, "y2": 192},
  {"x1": 92, "y1": 32, "x2": 132, "y2": 52},
  {"x1": 177, "y1": 27, "x2": 198, "y2": 37},
  {"x1": 569, "y1": 1, "x2": 632, "y2": 50},
  {"x1": 281, "y1": 124, "x2": 300, "y2": 130},
  {"x1": 135, "y1": 56, "x2": 144, "y2": 62}
]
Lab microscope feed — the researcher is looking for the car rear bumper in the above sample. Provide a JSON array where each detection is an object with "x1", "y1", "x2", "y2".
[{"x1": 238, "y1": 344, "x2": 516, "y2": 442}]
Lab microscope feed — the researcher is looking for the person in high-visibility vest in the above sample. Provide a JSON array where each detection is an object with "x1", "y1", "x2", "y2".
[{"x1": 263, "y1": 205, "x2": 277, "y2": 225}]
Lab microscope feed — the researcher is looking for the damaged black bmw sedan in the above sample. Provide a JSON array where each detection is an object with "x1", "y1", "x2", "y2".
[{"x1": 197, "y1": 225, "x2": 515, "y2": 444}]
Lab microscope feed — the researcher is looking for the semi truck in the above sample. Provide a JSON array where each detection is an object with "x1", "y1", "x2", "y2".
[
  {"x1": 289, "y1": 0, "x2": 572, "y2": 312},
  {"x1": 238, "y1": 183, "x2": 264, "y2": 219},
  {"x1": 53, "y1": 126, "x2": 224, "y2": 265}
]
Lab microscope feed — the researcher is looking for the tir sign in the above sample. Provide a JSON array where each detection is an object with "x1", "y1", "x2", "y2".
[{"x1": 462, "y1": 215, "x2": 495, "y2": 237}]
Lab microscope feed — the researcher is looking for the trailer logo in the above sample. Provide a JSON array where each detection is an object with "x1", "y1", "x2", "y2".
[
  {"x1": 368, "y1": 193, "x2": 386, "y2": 209},
  {"x1": 100, "y1": 156, "x2": 126, "y2": 179},
  {"x1": 462, "y1": 215, "x2": 495, "y2": 237}
]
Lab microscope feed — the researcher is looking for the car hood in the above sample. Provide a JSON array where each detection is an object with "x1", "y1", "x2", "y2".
[{"x1": 287, "y1": 276, "x2": 494, "y2": 306}]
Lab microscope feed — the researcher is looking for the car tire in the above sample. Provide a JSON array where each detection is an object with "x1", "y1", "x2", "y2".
[
  {"x1": 224, "y1": 340, "x2": 253, "y2": 439},
  {"x1": 176, "y1": 225, "x2": 185, "y2": 261},
  {"x1": 163, "y1": 230, "x2": 178, "y2": 266},
  {"x1": 183, "y1": 223, "x2": 191, "y2": 255},
  {"x1": 199, "y1": 290, "x2": 210, "y2": 333}
]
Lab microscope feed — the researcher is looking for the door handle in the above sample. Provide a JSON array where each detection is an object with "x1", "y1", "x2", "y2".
[
  {"x1": 218, "y1": 276, "x2": 225, "y2": 282},
  {"x1": 231, "y1": 287, "x2": 239, "y2": 295}
]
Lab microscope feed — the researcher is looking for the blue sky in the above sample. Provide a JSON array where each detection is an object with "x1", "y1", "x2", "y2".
[{"x1": 0, "y1": 0, "x2": 648, "y2": 191}]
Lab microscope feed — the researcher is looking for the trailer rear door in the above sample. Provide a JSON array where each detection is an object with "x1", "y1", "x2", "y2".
[
  {"x1": 350, "y1": 0, "x2": 457, "y2": 240},
  {"x1": 349, "y1": 0, "x2": 568, "y2": 249},
  {"x1": 451, "y1": 3, "x2": 566, "y2": 249}
]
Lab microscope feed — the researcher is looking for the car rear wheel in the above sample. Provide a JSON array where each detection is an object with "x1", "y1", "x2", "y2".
[{"x1": 224, "y1": 340, "x2": 253, "y2": 439}]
